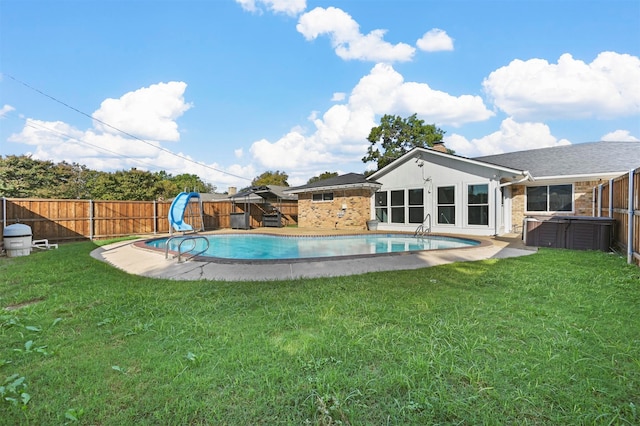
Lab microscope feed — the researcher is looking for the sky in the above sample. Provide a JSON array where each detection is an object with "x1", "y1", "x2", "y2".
[{"x1": 1, "y1": 0, "x2": 639, "y2": 191}]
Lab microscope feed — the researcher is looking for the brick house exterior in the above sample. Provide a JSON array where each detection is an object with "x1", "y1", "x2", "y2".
[
  {"x1": 286, "y1": 173, "x2": 381, "y2": 230},
  {"x1": 510, "y1": 180, "x2": 598, "y2": 232},
  {"x1": 297, "y1": 188, "x2": 374, "y2": 230}
]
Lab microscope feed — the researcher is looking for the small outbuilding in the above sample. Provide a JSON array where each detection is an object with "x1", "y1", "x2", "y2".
[{"x1": 286, "y1": 173, "x2": 382, "y2": 230}]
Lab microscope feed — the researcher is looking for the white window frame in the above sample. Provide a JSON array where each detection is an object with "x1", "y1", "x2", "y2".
[
  {"x1": 466, "y1": 183, "x2": 490, "y2": 227},
  {"x1": 312, "y1": 192, "x2": 334, "y2": 202},
  {"x1": 437, "y1": 185, "x2": 456, "y2": 225},
  {"x1": 525, "y1": 184, "x2": 574, "y2": 214}
]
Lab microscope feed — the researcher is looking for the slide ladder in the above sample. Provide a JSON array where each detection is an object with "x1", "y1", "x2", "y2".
[{"x1": 168, "y1": 192, "x2": 203, "y2": 235}]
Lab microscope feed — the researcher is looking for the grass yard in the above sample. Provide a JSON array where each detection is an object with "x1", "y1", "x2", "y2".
[{"x1": 1, "y1": 241, "x2": 639, "y2": 425}]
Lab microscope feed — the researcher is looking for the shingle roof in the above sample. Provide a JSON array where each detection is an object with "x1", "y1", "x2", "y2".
[
  {"x1": 474, "y1": 141, "x2": 640, "y2": 178},
  {"x1": 286, "y1": 173, "x2": 381, "y2": 193},
  {"x1": 231, "y1": 185, "x2": 297, "y2": 201}
]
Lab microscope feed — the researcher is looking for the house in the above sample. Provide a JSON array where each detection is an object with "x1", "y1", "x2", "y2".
[
  {"x1": 285, "y1": 173, "x2": 381, "y2": 229},
  {"x1": 286, "y1": 141, "x2": 640, "y2": 236}
]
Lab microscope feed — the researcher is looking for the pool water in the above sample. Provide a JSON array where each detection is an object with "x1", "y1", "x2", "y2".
[{"x1": 147, "y1": 234, "x2": 479, "y2": 261}]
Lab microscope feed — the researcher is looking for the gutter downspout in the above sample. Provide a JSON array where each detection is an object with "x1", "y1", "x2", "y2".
[
  {"x1": 608, "y1": 178, "x2": 614, "y2": 218},
  {"x1": 496, "y1": 171, "x2": 533, "y2": 234}
]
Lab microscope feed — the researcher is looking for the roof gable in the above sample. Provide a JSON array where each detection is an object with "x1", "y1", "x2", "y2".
[{"x1": 367, "y1": 147, "x2": 527, "y2": 181}]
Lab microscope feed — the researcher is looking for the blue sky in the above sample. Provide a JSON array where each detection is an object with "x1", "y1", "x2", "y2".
[{"x1": 1, "y1": 0, "x2": 639, "y2": 190}]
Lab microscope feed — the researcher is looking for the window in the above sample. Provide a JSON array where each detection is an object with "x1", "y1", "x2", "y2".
[
  {"x1": 390, "y1": 190, "x2": 405, "y2": 223},
  {"x1": 312, "y1": 192, "x2": 334, "y2": 202},
  {"x1": 408, "y1": 188, "x2": 424, "y2": 223},
  {"x1": 468, "y1": 184, "x2": 489, "y2": 226},
  {"x1": 437, "y1": 186, "x2": 455, "y2": 224},
  {"x1": 375, "y1": 191, "x2": 388, "y2": 222},
  {"x1": 526, "y1": 185, "x2": 572, "y2": 212}
]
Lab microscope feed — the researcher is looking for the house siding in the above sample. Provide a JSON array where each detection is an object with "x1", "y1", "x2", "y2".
[
  {"x1": 298, "y1": 188, "x2": 372, "y2": 230},
  {"x1": 372, "y1": 152, "x2": 504, "y2": 236}
]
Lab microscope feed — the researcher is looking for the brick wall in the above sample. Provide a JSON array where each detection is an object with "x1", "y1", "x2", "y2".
[
  {"x1": 298, "y1": 188, "x2": 372, "y2": 230},
  {"x1": 511, "y1": 180, "x2": 598, "y2": 227}
]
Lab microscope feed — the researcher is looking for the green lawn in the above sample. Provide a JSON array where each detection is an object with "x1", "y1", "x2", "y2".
[{"x1": 1, "y1": 241, "x2": 639, "y2": 425}]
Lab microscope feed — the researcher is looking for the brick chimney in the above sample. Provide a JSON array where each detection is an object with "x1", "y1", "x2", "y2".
[{"x1": 431, "y1": 141, "x2": 448, "y2": 153}]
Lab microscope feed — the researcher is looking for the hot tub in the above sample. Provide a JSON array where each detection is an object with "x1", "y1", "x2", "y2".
[{"x1": 523, "y1": 216, "x2": 614, "y2": 251}]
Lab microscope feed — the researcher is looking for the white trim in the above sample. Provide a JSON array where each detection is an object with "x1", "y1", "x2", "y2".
[
  {"x1": 368, "y1": 147, "x2": 528, "y2": 181},
  {"x1": 526, "y1": 172, "x2": 628, "y2": 182},
  {"x1": 286, "y1": 183, "x2": 381, "y2": 194}
]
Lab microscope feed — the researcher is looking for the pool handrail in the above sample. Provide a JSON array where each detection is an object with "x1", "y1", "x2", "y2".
[
  {"x1": 414, "y1": 213, "x2": 432, "y2": 237},
  {"x1": 164, "y1": 235, "x2": 210, "y2": 262}
]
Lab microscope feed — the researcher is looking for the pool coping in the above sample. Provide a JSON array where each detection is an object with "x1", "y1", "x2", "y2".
[
  {"x1": 134, "y1": 232, "x2": 488, "y2": 264},
  {"x1": 91, "y1": 229, "x2": 537, "y2": 281}
]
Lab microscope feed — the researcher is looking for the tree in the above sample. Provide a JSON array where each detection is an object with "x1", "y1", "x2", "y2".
[
  {"x1": 0, "y1": 155, "x2": 217, "y2": 201},
  {"x1": 0, "y1": 155, "x2": 62, "y2": 198},
  {"x1": 169, "y1": 173, "x2": 215, "y2": 194},
  {"x1": 251, "y1": 170, "x2": 289, "y2": 187},
  {"x1": 307, "y1": 171, "x2": 339, "y2": 184},
  {"x1": 362, "y1": 114, "x2": 446, "y2": 170}
]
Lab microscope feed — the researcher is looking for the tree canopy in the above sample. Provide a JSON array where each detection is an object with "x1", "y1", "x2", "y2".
[
  {"x1": 0, "y1": 155, "x2": 215, "y2": 200},
  {"x1": 307, "y1": 171, "x2": 339, "y2": 184},
  {"x1": 251, "y1": 170, "x2": 289, "y2": 187},
  {"x1": 362, "y1": 114, "x2": 446, "y2": 170}
]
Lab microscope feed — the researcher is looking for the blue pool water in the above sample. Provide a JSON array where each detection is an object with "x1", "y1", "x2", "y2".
[{"x1": 146, "y1": 234, "x2": 479, "y2": 261}]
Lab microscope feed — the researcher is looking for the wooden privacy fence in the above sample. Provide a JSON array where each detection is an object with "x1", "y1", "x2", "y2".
[
  {"x1": 1, "y1": 198, "x2": 298, "y2": 243},
  {"x1": 593, "y1": 167, "x2": 640, "y2": 266}
]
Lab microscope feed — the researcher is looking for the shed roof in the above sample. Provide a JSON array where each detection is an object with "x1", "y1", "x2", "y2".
[
  {"x1": 475, "y1": 141, "x2": 640, "y2": 179},
  {"x1": 286, "y1": 173, "x2": 381, "y2": 194},
  {"x1": 231, "y1": 185, "x2": 297, "y2": 201}
]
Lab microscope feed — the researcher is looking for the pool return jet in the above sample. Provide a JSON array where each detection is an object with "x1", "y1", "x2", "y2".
[{"x1": 166, "y1": 192, "x2": 208, "y2": 262}]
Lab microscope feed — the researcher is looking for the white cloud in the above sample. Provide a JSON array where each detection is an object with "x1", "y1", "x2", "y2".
[
  {"x1": 331, "y1": 92, "x2": 346, "y2": 102},
  {"x1": 234, "y1": 0, "x2": 306, "y2": 16},
  {"x1": 92, "y1": 81, "x2": 192, "y2": 142},
  {"x1": 445, "y1": 117, "x2": 572, "y2": 157},
  {"x1": 416, "y1": 29, "x2": 454, "y2": 52},
  {"x1": 352, "y1": 63, "x2": 493, "y2": 126},
  {"x1": 296, "y1": 7, "x2": 415, "y2": 62},
  {"x1": 7, "y1": 83, "x2": 254, "y2": 189},
  {"x1": 234, "y1": 148, "x2": 244, "y2": 158},
  {"x1": 249, "y1": 63, "x2": 493, "y2": 171},
  {"x1": 483, "y1": 52, "x2": 640, "y2": 120},
  {"x1": 0, "y1": 104, "x2": 15, "y2": 118},
  {"x1": 601, "y1": 129, "x2": 640, "y2": 142}
]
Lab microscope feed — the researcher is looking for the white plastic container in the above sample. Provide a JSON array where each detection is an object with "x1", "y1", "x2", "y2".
[{"x1": 3, "y1": 224, "x2": 33, "y2": 257}]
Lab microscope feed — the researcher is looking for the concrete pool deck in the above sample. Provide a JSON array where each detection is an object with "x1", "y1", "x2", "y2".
[{"x1": 90, "y1": 229, "x2": 537, "y2": 281}]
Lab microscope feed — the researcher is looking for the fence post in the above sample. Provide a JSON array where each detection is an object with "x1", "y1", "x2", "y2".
[
  {"x1": 2, "y1": 197, "x2": 5, "y2": 229},
  {"x1": 153, "y1": 200, "x2": 157, "y2": 234},
  {"x1": 89, "y1": 200, "x2": 94, "y2": 241},
  {"x1": 628, "y1": 169, "x2": 635, "y2": 265}
]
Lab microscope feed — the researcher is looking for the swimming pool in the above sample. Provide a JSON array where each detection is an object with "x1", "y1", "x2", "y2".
[{"x1": 145, "y1": 233, "x2": 480, "y2": 261}]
